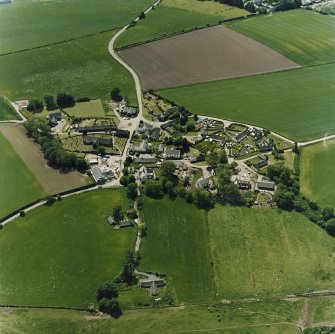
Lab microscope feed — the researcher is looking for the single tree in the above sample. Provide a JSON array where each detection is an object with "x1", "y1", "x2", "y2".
[
  {"x1": 112, "y1": 205, "x2": 124, "y2": 223},
  {"x1": 111, "y1": 87, "x2": 122, "y2": 102}
]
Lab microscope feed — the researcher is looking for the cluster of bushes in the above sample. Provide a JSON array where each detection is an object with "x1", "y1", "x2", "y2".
[
  {"x1": 24, "y1": 119, "x2": 88, "y2": 172},
  {"x1": 304, "y1": 327, "x2": 335, "y2": 334},
  {"x1": 96, "y1": 282, "x2": 121, "y2": 317},
  {"x1": 27, "y1": 93, "x2": 76, "y2": 113}
]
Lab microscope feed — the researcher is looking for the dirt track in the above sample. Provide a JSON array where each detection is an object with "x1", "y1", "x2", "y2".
[
  {"x1": 119, "y1": 25, "x2": 300, "y2": 90},
  {"x1": 0, "y1": 123, "x2": 87, "y2": 194}
]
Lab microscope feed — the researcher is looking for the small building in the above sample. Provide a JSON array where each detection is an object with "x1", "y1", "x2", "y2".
[
  {"x1": 83, "y1": 136, "x2": 113, "y2": 147},
  {"x1": 115, "y1": 129, "x2": 130, "y2": 138},
  {"x1": 91, "y1": 166, "x2": 107, "y2": 184},
  {"x1": 139, "y1": 279, "x2": 166, "y2": 288},
  {"x1": 234, "y1": 129, "x2": 249, "y2": 143},
  {"x1": 257, "y1": 138, "x2": 273, "y2": 152},
  {"x1": 138, "y1": 166, "x2": 156, "y2": 183},
  {"x1": 78, "y1": 124, "x2": 116, "y2": 134},
  {"x1": 209, "y1": 134, "x2": 226, "y2": 146},
  {"x1": 249, "y1": 127, "x2": 263, "y2": 140},
  {"x1": 164, "y1": 148, "x2": 181, "y2": 160},
  {"x1": 47, "y1": 112, "x2": 62, "y2": 126},
  {"x1": 197, "y1": 176, "x2": 215, "y2": 189},
  {"x1": 150, "y1": 281, "x2": 158, "y2": 296},
  {"x1": 122, "y1": 106, "x2": 138, "y2": 117},
  {"x1": 133, "y1": 157, "x2": 157, "y2": 164},
  {"x1": 236, "y1": 177, "x2": 251, "y2": 190},
  {"x1": 107, "y1": 216, "x2": 132, "y2": 228},
  {"x1": 253, "y1": 155, "x2": 268, "y2": 170},
  {"x1": 256, "y1": 181, "x2": 275, "y2": 191},
  {"x1": 129, "y1": 140, "x2": 150, "y2": 154}
]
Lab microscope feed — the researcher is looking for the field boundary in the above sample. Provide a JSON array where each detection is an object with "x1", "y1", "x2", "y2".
[{"x1": 115, "y1": 14, "x2": 254, "y2": 51}]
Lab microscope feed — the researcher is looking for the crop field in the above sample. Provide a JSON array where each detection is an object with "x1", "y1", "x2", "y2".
[
  {"x1": 0, "y1": 189, "x2": 136, "y2": 308},
  {"x1": 120, "y1": 25, "x2": 299, "y2": 90},
  {"x1": 0, "y1": 299, "x2": 306, "y2": 334},
  {"x1": 209, "y1": 206, "x2": 335, "y2": 299},
  {"x1": 115, "y1": 0, "x2": 248, "y2": 49},
  {"x1": 300, "y1": 140, "x2": 335, "y2": 207},
  {"x1": 158, "y1": 63, "x2": 335, "y2": 141},
  {"x1": 0, "y1": 124, "x2": 88, "y2": 194},
  {"x1": 65, "y1": 100, "x2": 106, "y2": 119},
  {"x1": 0, "y1": 32, "x2": 138, "y2": 106},
  {"x1": 140, "y1": 198, "x2": 215, "y2": 303},
  {"x1": 0, "y1": 132, "x2": 45, "y2": 219},
  {"x1": 226, "y1": 9, "x2": 335, "y2": 66},
  {"x1": 0, "y1": 0, "x2": 153, "y2": 55},
  {"x1": 0, "y1": 95, "x2": 19, "y2": 121}
]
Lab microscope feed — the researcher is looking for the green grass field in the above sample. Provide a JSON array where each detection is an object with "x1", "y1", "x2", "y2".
[
  {"x1": 0, "y1": 132, "x2": 45, "y2": 219},
  {"x1": 0, "y1": 299, "x2": 304, "y2": 334},
  {"x1": 0, "y1": 95, "x2": 19, "y2": 121},
  {"x1": 0, "y1": 0, "x2": 153, "y2": 55},
  {"x1": 65, "y1": 100, "x2": 106, "y2": 119},
  {"x1": 0, "y1": 32, "x2": 138, "y2": 105},
  {"x1": 115, "y1": 0, "x2": 247, "y2": 49},
  {"x1": 0, "y1": 189, "x2": 136, "y2": 308},
  {"x1": 157, "y1": 63, "x2": 335, "y2": 141},
  {"x1": 140, "y1": 198, "x2": 216, "y2": 303},
  {"x1": 209, "y1": 206, "x2": 335, "y2": 299},
  {"x1": 226, "y1": 9, "x2": 335, "y2": 66},
  {"x1": 300, "y1": 140, "x2": 335, "y2": 207}
]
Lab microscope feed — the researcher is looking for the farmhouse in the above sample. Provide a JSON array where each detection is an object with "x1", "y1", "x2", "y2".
[
  {"x1": 256, "y1": 180, "x2": 275, "y2": 191},
  {"x1": 83, "y1": 136, "x2": 113, "y2": 147},
  {"x1": 91, "y1": 166, "x2": 115, "y2": 184},
  {"x1": 164, "y1": 148, "x2": 181, "y2": 159}
]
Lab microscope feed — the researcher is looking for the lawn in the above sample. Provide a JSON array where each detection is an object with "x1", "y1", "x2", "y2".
[
  {"x1": 0, "y1": 0, "x2": 153, "y2": 55},
  {"x1": 0, "y1": 31, "x2": 138, "y2": 106},
  {"x1": 208, "y1": 206, "x2": 335, "y2": 299},
  {"x1": 0, "y1": 95, "x2": 19, "y2": 121},
  {"x1": 300, "y1": 140, "x2": 335, "y2": 207},
  {"x1": 0, "y1": 299, "x2": 304, "y2": 334},
  {"x1": 157, "y1": 63, "x2": 335, "y2": 141},
  {"x1": 139, "y1": 197, "x2": 216, "y2": 303},
  {"x1": 115, "y1": 0, "x2": 248, "y2": 49},
  {"x1": 0, "y1": 189, "x2": 136, "y2": 308},
  {"x1": 0, "y1": 132, "x2": 45, "y2": 219},
  {"x1": 65, "y1": 100, "x2": 106, "y2": 119},
  {"x1": 226, "y1": 9, "x2": 335, "y2": 66}
]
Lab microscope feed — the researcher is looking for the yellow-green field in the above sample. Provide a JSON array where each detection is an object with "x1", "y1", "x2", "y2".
[{"x1": 300, "y1": 140, "x2": 335, "y2": 207}]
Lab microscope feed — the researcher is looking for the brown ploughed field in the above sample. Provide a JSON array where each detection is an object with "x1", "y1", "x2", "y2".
[
  {"x1": 0, "y1": 124, "x2": 88, "y2": 194},
  {"x1": 119, "y1": 25, "x2": 300, "y2": 90}
]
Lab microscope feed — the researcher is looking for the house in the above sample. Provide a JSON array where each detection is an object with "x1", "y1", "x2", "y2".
[
  {"x1": 139, "y1": 279, "x2": 166, "y2": 288},
  {"x1": 115, "y1": 129, "x2": 130, "y2": 138},
  {"x1": 148, "y1": 127, "x2": 161, "y2": 140},
  {"x1": 197, "y1": 176, "x2": 215, "y2": 189},
  {"x1": 234, "y1": 129, "x2": 249, "y2": 143},
  {"x1": 122, "y1": 106, "x2": 138, "y2": 117},
  {"x1": 133, "y1": 157, "x2": 157, "y2": 164},
  {"x1": 158, "y1": 106, "x2": 178, "y2": 121},
  {"x1": 47, "y1": 112, "x2": 62, "y2": 126},
  {"x1": 236, "y1": 177, "x2": 251, "y2": 190},
  {"x1": 91, "y1": 166, "x2": 114, "y2": 184},
  {"x1": 256, "y1": 181, "x2": 275, "y2": 191},
  {"x1": 209, "y1": 134, "x2": 226, "y2": 146},
  {"x1": 138, "y1": 166, "x2": 156, "y2": 183},
  {"x1": 189, "y1": 155, "x2": 205, "y2": 163},
  {"x1": 107, "y1": 216, "x2": 132, "y2": 228},
  {"x1": 257, "y1": 138, "x2": 273, "y2": 152},
  {"x1": 83, "y1": 136, "x2": 113, "y2": 147},
  {"x1": 91, "y1": 166, "x2": 107, "y2": 184},
  {"x1": 129, "y1": 140, "x2": 150, "y2": 154},
  {"x1": 249, "y1": 127, "x2": 263, "y2": 140},
  {"x1": 164, "y1": 148, "x2": 181, "y2": 159},
  {"x1": 253, "y1": 155, "x2": 268, "y2": 170},
  {"x1": 78, "y1": 124, "x2": 116, "y2": 134}
]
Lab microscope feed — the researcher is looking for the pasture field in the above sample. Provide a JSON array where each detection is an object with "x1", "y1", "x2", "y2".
[
  {"x1": 300, "y1": 140, "x2": 335, "y2": 207},
  {"x1": 0, "y1": 124, "x2": 88, "y2": 194},
  {"x1": 0, "y1": 189, "x2": 136, "y2": 308},
  {"x1": 0, "y1": 95, "x2": 19, "y2": 121},
  {"x1": 0, "y1": 0, "x2": 153, "y2": 55},
  {"x1": 115, "y1": 0, "x2": 248, "y2": 49},
  {"x1": 0, "y1": 299, "x2": 304, "y2": 334},
  {"x1": 65, "y1": 100, "x2": 106, "y2": 119},
  {"x1": 0, "y1": 132, "x2": 45, "y2": 219},
  {"x1": 157, "y1": 63, "x2": 335, "y2": 141},
  {"x1": 0, "y1": 32, "x2": 138, "y2": 106},
  {"x1": 308, "y1": 296, "x2": 335, "y2": 324},
  {"x1": 140, "y1": 198, "x2": 216, "y2": 303},
  {"x1": 120, "y1": 25, "x2": 298, "y2": 90},
  {"x1": 209, "y1": 206, "x2": 335, "y2": 299},
  {"x1": 226, "y1": 10, "x2": 335, "y2": 66}
]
